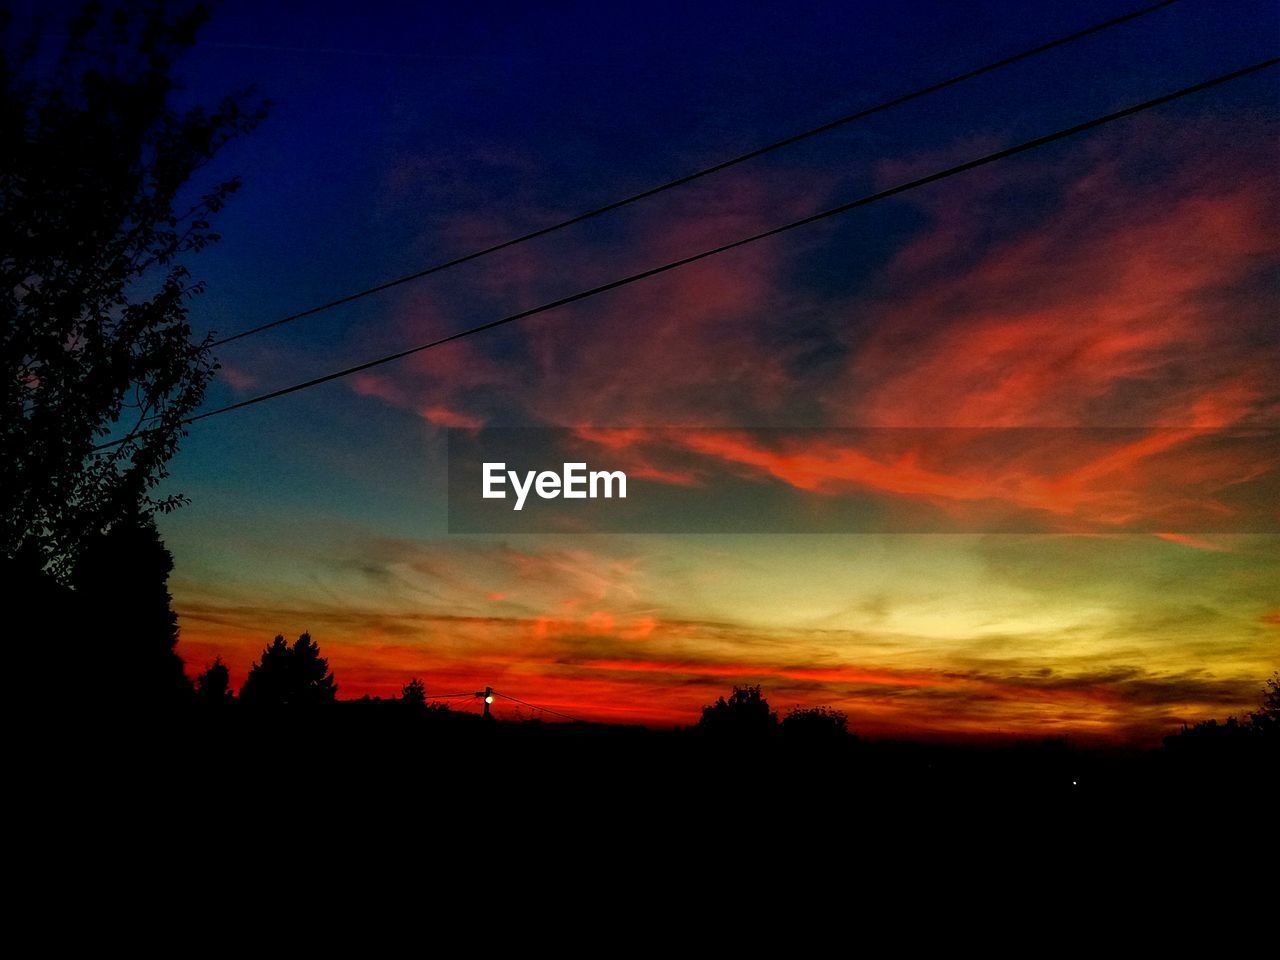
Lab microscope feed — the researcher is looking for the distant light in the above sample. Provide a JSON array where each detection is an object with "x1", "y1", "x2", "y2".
[
  {"x1": 1072, "y1": 780, "x2": 1079, "y2": 787},
  {"x1": 485, "y1": 695, "x2": 494, "y2": 704}
]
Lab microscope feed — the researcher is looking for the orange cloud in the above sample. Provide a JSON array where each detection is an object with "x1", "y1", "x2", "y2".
[
  {"x1": 420, "y1": 404, "x2": 484, "y2": 429},
  {"x1": 1154, "y1": 532, "x2": 1228, "y2": 552},
  {"x1": 649, "y1": 427, "x2": 1273, "y2": 532}
]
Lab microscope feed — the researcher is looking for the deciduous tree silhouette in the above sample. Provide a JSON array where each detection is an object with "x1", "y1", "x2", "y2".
[
  {"x1": 696, "y1": 685, "x2": 778, "y2": 741},
  {"x1": 240, "y1": 633, "x2": 337, "y2": 707},
  {"x1": 1248, "y1": 672, "x2": 1279, "y2": 738},
  {"x1": 1163, "y1": 672, "x2": 1280, "y2": 764},
  {"x1": 2, "y1": 2, "x2": 267, "y2": 580},
  {"x1": 781, "y1": 705, "x2": 854, "y2": 744}
]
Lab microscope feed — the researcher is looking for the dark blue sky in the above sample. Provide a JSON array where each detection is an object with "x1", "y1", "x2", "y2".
[{"x1": 106, "y1": 0, "x2": 1279, "y2": 347}]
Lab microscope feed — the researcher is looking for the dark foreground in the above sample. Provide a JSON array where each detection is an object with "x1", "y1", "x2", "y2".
[
  {"x1": 48, "y1": 702, "x2": 1278, "y2": 811},
  {"x1": 18, "y1": 702, "x2": 1275, "y2": 895}
]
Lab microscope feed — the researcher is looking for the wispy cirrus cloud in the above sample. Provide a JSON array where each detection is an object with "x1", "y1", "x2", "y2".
[{"x1": 337, "y1": 115, "x2": 1279, "y2": 537}]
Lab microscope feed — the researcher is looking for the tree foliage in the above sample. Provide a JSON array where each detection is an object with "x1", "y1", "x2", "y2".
[
  {"x1": 1247, "y1": 671, "x2": 1279, "y2": 738},
  {"x1": 401, "y1": 677, "x2": 427, "y2": 708},
  {"x1": 240, "y1": 633, "x2": 338, "y2": 707},
  {"x1": 195, "y1": 655, "x2": 233, "y2": 704},
  {"x1": 781, "y1": 705, "x2": 853, "y2": 744},
  {"x1": 696, "y1": 684, "x2": 778, "y2": 741},
  {"x1": 1, "y1": 2, "x2": 267, "y2": 579},
  {"x1": 72, "y1": 507, "x2": 190, "y2": 706},
  {"x1": 1164, "y1": 672, "x2": 1280, "y2": 753}
]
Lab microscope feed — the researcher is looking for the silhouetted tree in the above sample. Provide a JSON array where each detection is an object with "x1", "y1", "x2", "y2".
[
  {"x1": 696, "y1": 685, "x2": 778, "y2": 741},
  {"x1": 71, "y1": 508, "x2": 190, "y2": 707},
  {"x1": 401, "y1": 677, "x2": 427, "y2": 709},
  {"x1": 782, "y1": 705, "x2": 854, "y2": 744},
  {"x1": 240, "y1": 633, "x2": 337, "y2": 707},
  {"x1": 291, "y1": 633, "x2": 337, "y2": 703},
  {"x1": 195, "y1": 656, "x2": 233, "y2": 705},
  {"x1": 240, "y1": 635, "x2": 289, "y2": 705},
  {"x1": 1163, "y1": 673, "x2": 1280, "y2": 762},
  {"x1": 1248, "y1": 672, "x2": 1279, "y2": 738},
  {"x1": 2, "y1": 2, "x2": 267, "y2": 580}
]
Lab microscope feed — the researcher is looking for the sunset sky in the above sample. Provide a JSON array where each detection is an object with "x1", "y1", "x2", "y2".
[{"x1": 36, "y1": 0, "x2": 1277, "y2": 740}]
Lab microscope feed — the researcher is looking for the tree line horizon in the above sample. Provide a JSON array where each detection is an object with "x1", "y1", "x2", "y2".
[{"x1": 186, "y1": 627, "x2": 1280, "y2": 749}]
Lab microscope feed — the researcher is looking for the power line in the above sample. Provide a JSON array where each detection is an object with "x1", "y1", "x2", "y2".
[
  {"x1": 493, "y1": 692, "x2": 587, "y2": 724},
  {"x1": 90, "y1": 56, "x2": 1277, "y2": 452},
  {"x1": 423, "y1": 692, "x2": 476, "y2": 700},
  {"x1": 207, "y1": 0, "x2": 1182, "y2": 347}
]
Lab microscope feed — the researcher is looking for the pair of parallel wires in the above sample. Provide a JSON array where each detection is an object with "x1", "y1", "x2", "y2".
[{"x1": 92, "y1": 1, "x2": 1277, "y2": 452}]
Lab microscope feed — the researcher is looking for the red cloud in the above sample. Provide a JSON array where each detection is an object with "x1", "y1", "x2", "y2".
[
  {"x1": 419, "y1": 404, "x2": 484, "y2": 429},
  {"x1": 1154, "y1": 532, "x2": 1228, "y2": 552},
  {"x1": 840, "y1": 122, "x2": 1277, "y2": 430},
  {"x1": 346, "y1": 114, "x2": 1279, "y2": 488},
  {"x1": 218, "y1": 364, "x2": 258, "y2": 392},
  {"x1": 536, "y1": 118, "x2": 1280, "y2": 531}
]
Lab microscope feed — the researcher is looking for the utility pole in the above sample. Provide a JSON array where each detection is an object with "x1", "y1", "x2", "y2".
[{"x1": 476, "y1": 686, "x2": 494, "y2": 720}]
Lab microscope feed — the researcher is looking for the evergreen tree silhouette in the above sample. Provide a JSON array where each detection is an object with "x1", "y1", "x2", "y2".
[
  {"x1": 240, "y1": 635, "x2": 291, "y2": 705},
  {"x1": 240, "y1": 633, "x2": 337, "y2": 706},
  {"x1": 291, "y1": 633, "x2": 337, "y2": 704},
  {"x1": 401, "y1": 678, "x2": 427, "y2": 708},
  {"x1": 195, "y1": 657, "x2": 233, "y2": 705}
]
